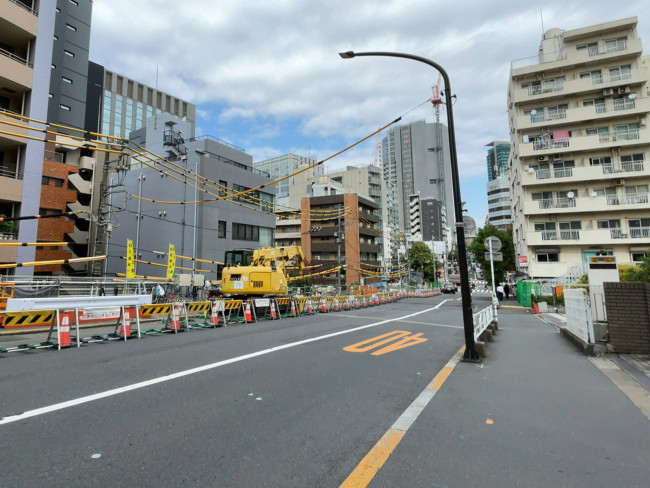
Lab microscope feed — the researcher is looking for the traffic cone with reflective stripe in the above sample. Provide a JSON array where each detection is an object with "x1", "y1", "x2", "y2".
[
  {"x1": 332, "y1": 296, "x2": 341, "y2": 312},
  {"x1": 305, "y1": 298, "x2": 315, "y2": 315},
  {"x1": 269, "y1": 299, "x2": 278, "y2": 320},
  {"x1": 361, "y1": 296, "x2": 367, "y2": 308},
  {"x1": 244, "y1": 300, "x2": 254, "y2": 323},
  {"x1": 380, "y1": 294, "x2": 385, "y2": 305},
  {"x1": 289, "y1": 298, "x2": 298, "y2": 317},
  {"x1": 170, "y1": 304, "x2": 181, "y2": 332},
  {"x1": 58, "y1": 311, "x2": 72, "y2": 348},
  {"x1": 343, "y1": 296, "x2": 351, "y2": 311},
  {"x1": 120, "y1": 307, "x2": 131, "y2": 337},
  {"x1": 209, "y1": 300, "x2": 221, "y2": 327},
  {"x1": 319, "y1": 297, "x2": 328, "y2": 313}
]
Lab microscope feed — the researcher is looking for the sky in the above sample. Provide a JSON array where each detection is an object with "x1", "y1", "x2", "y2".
[{"x1": 88, "y1": 1, "x2": 650, "y2": 226}]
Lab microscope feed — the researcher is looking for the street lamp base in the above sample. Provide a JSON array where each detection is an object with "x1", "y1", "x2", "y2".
[{"x1": 462, "y1": 347, "x2": 481, "y2": 363}]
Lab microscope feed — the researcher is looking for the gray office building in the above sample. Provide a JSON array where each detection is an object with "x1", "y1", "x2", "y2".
[
  {"x1": 105, "y1": 114, "x2": 276, "y2": 279},
  {"x1": 381, "y1": 120, "x2": 452, "y2": 241}
]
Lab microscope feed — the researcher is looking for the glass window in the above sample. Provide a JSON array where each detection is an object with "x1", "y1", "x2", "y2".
[{"x1": 218, "y1": 221, "x2": 226, "y2": 239}]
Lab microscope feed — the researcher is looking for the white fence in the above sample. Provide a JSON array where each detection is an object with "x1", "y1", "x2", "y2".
[
  {"x1": 473, "y1": 305, "x2": 496, "y2": 341},
  {"x1": 564, "y1": 289, "x2": 595, "y2": 343}
]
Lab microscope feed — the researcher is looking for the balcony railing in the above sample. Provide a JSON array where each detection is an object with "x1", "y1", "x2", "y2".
[
  {"x1": 602, "y1": 160, "x2": 645, "y2": 174},
  {"x1": 630, "y1": 227, "x2": 650, "y2": 238},
  {"x1": 537, "y1": 198, "x2": 576, "y2": 209},
  {"x1": 0, "y1": 47, "x2": 33, "y2": 68},
  {"x1": 606, "y1": 194, "x2": 649, "y2": 206},
  {"x1": 532, "y1": 137, "x2": 570, "y2": 151},
  {"x1": 0, "y1": 166, "x2": 22, "y2": 179},
  {"x1": 538, "y1": 230, "x2": 580, "y2": 240},
  {"x1": 10, "y1": 0, "x2": 38, "y2": 15},
  {"x1": 610, "y1": 229, "x2": 627, "y2": 239},
  {"x1": 528, "y1": 81, "x2": 564, "y2": 96},
  {"x1": 554, "y1": 168, "x2": 573, "y2": 178}
]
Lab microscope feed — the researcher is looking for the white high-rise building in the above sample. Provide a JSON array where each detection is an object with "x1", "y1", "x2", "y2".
[{"x1": 508, "y1": 17, "x2": 650, "y2": 278}]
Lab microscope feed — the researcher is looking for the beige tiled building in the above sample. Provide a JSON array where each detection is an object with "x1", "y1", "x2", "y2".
[{"x1": 508, "y1": 17, "x2": 650, "y2": 279}]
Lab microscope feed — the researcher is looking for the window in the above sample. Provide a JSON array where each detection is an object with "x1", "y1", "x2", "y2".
[
  {"x1": 536, "y1": 250, "x2": 559, "y2": 262},
  {"x1": 64, "y1": 50, "x2": 75, "y2": 58},
  {"x1": 597, "y1": 219, "x2": 621, "y2": 229},
  {"x1": 218, "y1": 221, "x2": 226, "y2": 239},
  {"x1": 218, "y1": 180, "x2": 228, "y2": 197},
  {"x1": 579, "y1": 70, "x2": 602, "y2": 84},
  {"x1": 553, "y1": 160, "x2": 574, "y2": 177},
  {"x1": 233, "y1": 223, "x2": 259, "y2": 241},
  {"x1": 62, "y1": 76, "x2": 72, "y2": 84},
  {"x1": 631, "y1": 251, "x2": 648, "y2": 262},
  {"x1": 559, "y1": 221, "x2": 581, "y2": 240},
  {"x1": 69, "y1": 0, "x2": 79, "y2": 5},
  {"x1": 589, "y1": 156, "x2": 612, "y2": 166},
  {"x1": 66, "y1": 24, "x2": 76, "y2": 31},
  {"x1": 42, "y1": 176, "x2": 50, "y2": 185},
  {"x1": 609, "y1": 65, "x2": 631, "y2": 82},
  {"x1": 54, "y1": 178, "x2": 64, "y2": 187},
  {"x1": 60, "y1": 104, "x2": 71, "y2": 111},
  {"x1": 534, "y1": 222, "x2": 556, "y2": 240},
  {"x1": 615, "y1": 123, "x2": 640, "y2": 140},
  {"x1": 605, "y1": 37, "x2": 627, "y2": 52},
  {"x1": 577, "y1": 42, "x2": 598, "y2": 55}
]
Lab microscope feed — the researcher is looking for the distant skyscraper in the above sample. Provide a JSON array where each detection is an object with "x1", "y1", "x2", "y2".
[
  {"x1": 486, "y1": 141, "x2": 511, "y2": 181},
  {"x1": 254, "y1": 153, "x2": 323, "y2": 207},
  {"x1": 485, "y1": 141, "x2": 512, "y2": 229}
]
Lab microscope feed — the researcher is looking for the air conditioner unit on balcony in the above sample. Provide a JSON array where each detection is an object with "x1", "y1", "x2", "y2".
[
  {"x1": 553, "y1": 154, "x2": 562, "y2": 161},
  {"x1": 614, "y1": 179, "x2": 625, "y2": 186},
  {"x1": 618, "y1": 86, "x2": 630, "y2": 94},
  {"x1": 538, "y1": 156, "x2": 549, "y2": 162},
  {"x1": 602, "y1": 88, "x2": 614, "y2": 96}
]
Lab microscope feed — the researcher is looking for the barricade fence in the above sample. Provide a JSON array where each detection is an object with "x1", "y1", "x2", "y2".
[{"x1": 1, "y1": 290, "x2": 432, "y2": 354}]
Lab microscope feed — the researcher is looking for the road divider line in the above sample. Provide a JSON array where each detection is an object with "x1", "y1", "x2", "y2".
[
  {"x1": 1, "y1": 303, "x2": 449, "y2": 426},
  {"x1": 396, "y1": 319, "x2": 463, "y2": 329},
  {"x1": 340, "y1": 345, "x2": 465, "y2": 488}
]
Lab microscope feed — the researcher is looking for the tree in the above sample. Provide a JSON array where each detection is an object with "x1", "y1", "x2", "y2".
[
  {"x1": 0, "y1": 214, "x2": 17, "y2": 234},
  {"x1": 467, "y1": 224, "x2": 516, "y2": 285},
  {"x1": 627, "y1": 251, "x2": 650, "y2": 282},
  {"x1": 407, "y1": 241, "x2": 440, "y2": 284}
]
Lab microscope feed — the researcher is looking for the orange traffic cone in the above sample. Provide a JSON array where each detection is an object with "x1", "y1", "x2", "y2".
[
  {"x1": 305, "y1": 298, "x2": 315, "y2": 315},
  {"x1": 244, "y1": 300, "x2": 254, "y2": 323},
  {"x1": 343, "y1": 296, "x2": 350, "y2": 311},
  {"x1": 269, "y1": 299, "x2": 278, "y2": 320},
  {"x1": 333, "y1": 297, "x2": 341, "y2": 312},
  {"x1": 58, "y1": 311, "x2": 72, "y2": 348},
  {"x1": 380, "y1": 294, "x2": 385, "y2": 304},
  {"x1": 209, "y1": 300, "x2": 222, "y2": 327},
  {"x1": 532, "y1": 300, "x2": 540, "y2": 314},
  {"x1": 120, "y1": 307, "x2": 131, "y2": 338},
  {"x1": 374, "y1": 294, "x2": 380, "y2": 306},
  {"x1": 170, "y1": 304, "x2": 181, "y2": 332},
  {"x1": 319, "y1": 297, "x2": 328, "y2": 313},
  {"x1": 361, "y1": 296, "x2": 367, "y2": 308},
  {"x1": 289, "y1": 298, "x2": 298, "y2": 317}
]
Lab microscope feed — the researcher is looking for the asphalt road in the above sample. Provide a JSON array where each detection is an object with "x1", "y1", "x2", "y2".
[
  {"x1": 1, "y1": 294, "x2": 471, "y2": 487},
  {"x1": 3, "y1": 291, "x2": 649, "y2": 487}
]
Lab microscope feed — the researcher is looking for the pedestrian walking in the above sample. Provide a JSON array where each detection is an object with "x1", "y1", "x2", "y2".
[
  {"x1": 504, "y1": 283, "x2": 510, "y2": 300},
  {"x1": 496, "y1": 283, "x2": 504, "y2": 302}
]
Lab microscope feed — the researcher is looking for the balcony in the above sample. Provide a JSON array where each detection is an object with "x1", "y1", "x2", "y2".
[
  {"x1": 2, "y1": 0, "x2": 38, "y2": 35},
  {"x1": 521, "y1": 160, "x2": 646, "y2": 186},
  {"x1": 516, "y1": 97, "x2": 650, "y2": 130},
  {"x1": 519, "y1": 129, "x2": 649, "y2": 158},
  {"x1": 524, "y1": 194, "x2": 650, "y2": 215},
  {"x1": 0, "y1": 174, "x2": 23, "y2": 202},
  {"x1": 511, "y1": 62, "x2": 646, "y2": 104},
  {"x1": 527, "y1": 227, "x2": 650, "y2": 246},
  {"x1": 0, "y1": 109, "x2": 29, "y2": 144},
  {"x1": 0, "y1": 48, "x2": 33, "y2": 91}
]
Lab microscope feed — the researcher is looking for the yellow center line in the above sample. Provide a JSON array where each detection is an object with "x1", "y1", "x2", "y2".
[{"x1": 339, "y1": 345, "x2": 466, "y2": 488}]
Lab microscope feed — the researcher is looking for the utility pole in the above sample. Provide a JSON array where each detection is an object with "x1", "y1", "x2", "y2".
[{"x1": 336, "y1": 203, "x2": 343, "y2": 294}]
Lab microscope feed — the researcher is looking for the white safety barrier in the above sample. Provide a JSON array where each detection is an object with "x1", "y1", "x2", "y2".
[{"x1": 473, "y1": 305, "x2": 496, "y2": 341}]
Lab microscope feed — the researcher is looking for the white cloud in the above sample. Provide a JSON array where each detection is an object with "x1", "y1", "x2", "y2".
[{"x1": 90, "y1": 0, "x2": 650, "y2": 222}]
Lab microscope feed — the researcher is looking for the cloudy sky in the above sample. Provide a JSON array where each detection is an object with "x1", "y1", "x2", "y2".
[{"x1": 89, "y1": 1, "x2": 649, "y2": 224}]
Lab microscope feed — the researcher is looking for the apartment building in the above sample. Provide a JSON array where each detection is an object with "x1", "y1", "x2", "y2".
[
  {"x1": 508, "y1": 17, "x2": 650, "y2": 278},
  {"x1": 300, "y1": 193, "x2": 382, "y2": 287},
  {"x1": 0, "y1": 0, "x2": 56, "y2": 272}
]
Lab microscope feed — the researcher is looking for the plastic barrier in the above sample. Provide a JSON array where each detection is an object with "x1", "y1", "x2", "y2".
[{"x1": 1, "y1": 310, "x2": 56, "y2": 329}]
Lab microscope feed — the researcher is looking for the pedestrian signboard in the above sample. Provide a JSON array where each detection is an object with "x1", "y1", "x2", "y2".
[
  {"x1": 483, "y1": 236, "x2": 502, "y2": 252},
  {"x1": 485, "y1": 251, "x2": 503, "y2": 262}
]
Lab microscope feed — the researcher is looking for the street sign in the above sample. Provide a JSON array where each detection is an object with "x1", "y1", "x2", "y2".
[
  {"x1": 483, "y1": 236, "x2": 502, "y2": 252},
  {"x1": 485, "y1": 251, "x2": 503, "y2": 262}
]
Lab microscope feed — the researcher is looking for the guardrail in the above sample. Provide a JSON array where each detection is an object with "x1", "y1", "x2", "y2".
[
  {"x1": 473, "y1": 304, "x2": 497, "y2": 341},
  {"x1": 1, "y1": 290, "x2": 432, "y2": 355}
]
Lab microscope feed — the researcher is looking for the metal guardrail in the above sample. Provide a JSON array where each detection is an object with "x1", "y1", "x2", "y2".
[
  {"x1": 0, "y1": 47, "x2": 33, "y2": 68},
  {"x1": 473, "y1": 305, "x2": 495, "y2": 341}
]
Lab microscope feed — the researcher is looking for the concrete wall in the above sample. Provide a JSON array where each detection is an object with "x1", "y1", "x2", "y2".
[{"x1": 604, "y1": 282, "x2": 650, "y2": 354}]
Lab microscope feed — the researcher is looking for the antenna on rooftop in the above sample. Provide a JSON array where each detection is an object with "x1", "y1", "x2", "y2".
[
  {"x1": 540, "y1": 10, "x2": 545, "y2": 38},
  {"x1": 154, "y1": 65, "x2": 159, "y2": 130}
]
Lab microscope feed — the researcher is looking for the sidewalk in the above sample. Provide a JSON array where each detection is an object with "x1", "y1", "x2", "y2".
[
  {"x1": 372, "y1": 305, "x2": 650, "y2": 488},
  {"x1": 538, "y1": 311, "x2": 650, "y2": 396}
]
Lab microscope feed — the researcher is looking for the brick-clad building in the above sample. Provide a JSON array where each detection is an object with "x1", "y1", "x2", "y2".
[{"x1": 604, "y1": 282, "x2": 650, "y2": 353}]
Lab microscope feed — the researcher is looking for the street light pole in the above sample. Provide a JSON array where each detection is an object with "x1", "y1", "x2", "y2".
[{"x1": 339, "y1": 50, "x2": 479, "y2": 361}]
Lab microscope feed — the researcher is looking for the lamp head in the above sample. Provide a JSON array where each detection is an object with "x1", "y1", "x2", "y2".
[{"x1": 339, "y1": 51, "x2": 356, "y2": 59}]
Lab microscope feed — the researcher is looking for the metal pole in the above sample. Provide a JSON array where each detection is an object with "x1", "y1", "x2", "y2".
[
  {"x1": 134, "y1": 173, "x2": 143, "y2": 275},
  {"x1": 337, "y1": 204, "x2": 342, "y2": 294},
  {"x1": 489, "y1": 240, "x2": 498, "y2": 319},
  {"x1": 339, "y1": 50, "x2": 478, "y2": 361}
]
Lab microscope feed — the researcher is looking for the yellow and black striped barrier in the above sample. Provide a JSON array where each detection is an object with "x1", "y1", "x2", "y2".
[
  {"x1": 1, "y1": 310, "x2": 56, "y2": 329},
  {"x1": 139, "y1": 303, "x2": 173, "y2": 316},
  {"x1": 186, "y1": 301, "x2": 211, "y2": 315}
]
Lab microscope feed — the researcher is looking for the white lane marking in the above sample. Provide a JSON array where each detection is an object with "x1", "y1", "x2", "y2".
[{"x1": 1, "y1": 303, "x2": 449, "y2": 426}]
